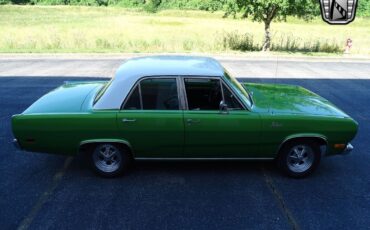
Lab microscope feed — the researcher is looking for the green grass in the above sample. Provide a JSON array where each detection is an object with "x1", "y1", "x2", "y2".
[{"x1": 0, "y1": 5, "x2": 369, "y2": 55}]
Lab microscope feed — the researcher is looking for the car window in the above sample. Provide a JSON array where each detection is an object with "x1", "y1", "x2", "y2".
[
  {"x1": 123, "y1": 85, "x2": 141, "y2": 110},
  {"x1": 222, "y1": 83, "x2": 243, "y2": 110},
  {"x1": 184, "y1": 78, "x2": 222, "y2": 110},
  {"x1": 140, "y1": 78, "x2": 179, "y2": 110},
  {"x1": 124, "y1": 78, "x2": 179, "y2": 110}
]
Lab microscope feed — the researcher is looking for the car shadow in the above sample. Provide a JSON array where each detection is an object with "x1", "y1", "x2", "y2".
[{"x1": 71, "y1": 153, "x2": 279, "y2": 178}]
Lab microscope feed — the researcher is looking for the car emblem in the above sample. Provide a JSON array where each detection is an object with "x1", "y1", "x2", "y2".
[
  {"x1": 319, "y1": 0, "x2": 358, "y2": 24},
  {"x1": 271, "y1": 122, "x2": 283, "y2": 128}
]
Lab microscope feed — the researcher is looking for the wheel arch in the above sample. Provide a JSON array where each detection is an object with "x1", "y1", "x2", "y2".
[
  {"x1": 276, "y1": 134, "x2": 328, "y2": 157},
  {"x1": 79, "y1": 139, "x2": 134, "y2": 157}
]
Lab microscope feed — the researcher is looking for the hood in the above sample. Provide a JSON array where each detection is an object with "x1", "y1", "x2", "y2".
[
  {"x1": 23, "y1": 81, "x2": 107, "y2": 114},
  {"x1": 244, "y1": 83, "x2": 349, "y2": 118}
]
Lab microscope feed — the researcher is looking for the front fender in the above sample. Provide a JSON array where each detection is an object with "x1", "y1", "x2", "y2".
[{"x1": 276, "y1": 133, "x2": 328, "y2": 155}]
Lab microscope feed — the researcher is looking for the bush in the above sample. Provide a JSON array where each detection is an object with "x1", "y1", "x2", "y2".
[
  {"x1": 0, "y1": 0, "x2": 11, "y2": 4},
  {"x1": 143, "y1": 0, "x2": 161, "y2": 13},
  {"x1": 221, "y1": 31, "x2": 260, "y2": 51},
  {"x1": 271, "y1": 35, "x2": 300, "y2": 52},
  {"x1": 158, "y1": 0, "x2": 223, "y2": 11},
  {"x1": 9, "y1": 0, "x2": 31, "y2": 4},
  {"x1": 114, "y1": 0, "x2": 144, "y2": 7},
  {"x1": 5, "y1": 0, "x2": 227, "y2": 10},
  {"x1": 5, "y1": 0, "x2": 370, "y2": 15},
  {"x1": 29, "y1": 0, "x2": 115, "y2": 5},
  {"x1": 319, "y1": 40, "x2": 341, "y2": 53},
  {"x1": 221, "y1": 31, "x2": 342, "y2": 53},
  {"x1": 271, "y1": 35, "x2": 341, "y2": 53},
  {"x1": 358, "y1": 0, "x2": 370, "y2": 17}
]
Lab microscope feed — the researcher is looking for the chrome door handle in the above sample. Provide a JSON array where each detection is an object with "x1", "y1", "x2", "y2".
[
  {"x1": 122, "y1": 118, "x2": 136, "y2": 123},
  {"x1": 186, "y1": 118, "x2": 200, "y2": 124}
]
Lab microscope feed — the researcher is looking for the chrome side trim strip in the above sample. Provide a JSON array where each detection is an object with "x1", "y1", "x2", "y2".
[{"x1": 135, "y1": 157, "x2": 274, "y2": 161}]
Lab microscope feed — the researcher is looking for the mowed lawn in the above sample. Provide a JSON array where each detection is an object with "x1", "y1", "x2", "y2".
[{"x1": 0, "y1": 5, "x2": 369, "y2": 54}]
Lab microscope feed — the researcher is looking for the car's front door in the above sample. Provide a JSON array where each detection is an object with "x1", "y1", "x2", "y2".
[
  {"x1": 183, "y1": 77, "x2": 261, "y2": 158},
  {"x1": 117, "y1": 77, "x2": 184, "y2": 158}
]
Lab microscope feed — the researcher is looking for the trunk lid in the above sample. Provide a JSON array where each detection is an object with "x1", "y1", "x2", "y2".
[{"x1": 23, "y1": 81, "x2": 107, "y2": 114}]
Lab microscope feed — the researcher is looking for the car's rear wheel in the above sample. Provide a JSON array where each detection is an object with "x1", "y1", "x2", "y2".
[
  {"x1": 277, "y1": 140, "x2": 321, "y2": 178},
  {"x1": 89, "y1": 143, "x2": 130, "y2": 178}
]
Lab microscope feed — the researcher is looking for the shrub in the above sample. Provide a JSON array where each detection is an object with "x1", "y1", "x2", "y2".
[
  {"x1": 0, "y1": 0, "x2": 11, "y2": 4},
  {"x1": 114, "y1": 0, "x2": 144, "y2": 7},
  {"x1": 221, "y1": 31, "x2": 260, "y2": 51},
  {"x1": 271, "y1": 35, "x2": 300, "y2": 52},
  {"x1": 143, "y1": 0, "x2": 161, "y2": 13},
  {"x1": 9, "y1": 0, "x2": 31, "y2": 4},
  {"x1": 96, "y1": 38, "x2": 111, "y2": 49},
  {"x1": 319, "y1": 40, "x2": 341, "y2": 53},
  {"x1": 221, "y1": 31, "x2": 342, "y2": 53},
  {"x1": 183, "y1": 39, "x2": 194, "y2": 51},
  {"x1": 271, "y1": 35, "x2": 341, "y2": 53},
  {"x1": 358, "y1": 0, "x2": 370, "y2": 17}
]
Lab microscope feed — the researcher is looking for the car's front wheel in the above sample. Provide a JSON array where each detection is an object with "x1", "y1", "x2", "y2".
[
  {"x1": 89, "y1": 143, "x2": 130, "y2": 177},
  {"x1": 277, "y1": 140, "x2": 321, "y2": 178}
]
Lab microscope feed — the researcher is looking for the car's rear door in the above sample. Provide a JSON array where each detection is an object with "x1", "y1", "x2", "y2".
[
  {"x1": 117, "y1": 77, "x2": 184, "y2": 158},
  {"x1": 182, "y1": 77, "x2": 261, "y2": 158}
]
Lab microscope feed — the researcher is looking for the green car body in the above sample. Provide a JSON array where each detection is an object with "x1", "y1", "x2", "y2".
[{"x1": 12, "y1": 56, "x2": 358, "y2": 161}]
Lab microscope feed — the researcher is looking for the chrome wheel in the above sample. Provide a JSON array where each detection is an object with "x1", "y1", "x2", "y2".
[
  {"x1": 287, "y1": 145, "x2": 314, "y2": 173},
  {"x1": 93, "y1": 144, "x2": 122, "y2": 173}
]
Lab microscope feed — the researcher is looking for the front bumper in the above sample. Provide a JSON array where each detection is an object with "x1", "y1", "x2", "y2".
[
  {"x1": 342, "y1": 143, "x2": 353, "y2": 155},
  {"x1": 13, "y1": 138, "x2": 21, "y2": 150}
]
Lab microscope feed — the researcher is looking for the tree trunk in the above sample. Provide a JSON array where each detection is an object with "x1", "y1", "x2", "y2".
[{"x1": 262, "y1": 20, "x2": 271, "y2": 51}]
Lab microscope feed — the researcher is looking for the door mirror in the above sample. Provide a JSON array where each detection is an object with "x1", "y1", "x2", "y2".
[{"x1": 219, "y1": 101, "x2": 229, "y2": 114}]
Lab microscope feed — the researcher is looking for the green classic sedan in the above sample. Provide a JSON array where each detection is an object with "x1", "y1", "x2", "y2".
[{"x1": 12, "y1": 56, "x2": 358, "y2": 178}]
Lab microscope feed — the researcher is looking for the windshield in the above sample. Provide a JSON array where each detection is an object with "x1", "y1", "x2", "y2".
[{"x1": 223, "y1": 70, "x2": 252, "y2": 108}]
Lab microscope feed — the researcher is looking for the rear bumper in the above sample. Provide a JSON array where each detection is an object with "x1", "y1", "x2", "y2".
[{"x1": 13, "y1": 138, "x2": 22, "y2": 150}]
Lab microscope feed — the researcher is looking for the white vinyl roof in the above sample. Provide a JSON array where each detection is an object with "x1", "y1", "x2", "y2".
[{"x1": 94, "y1": 55, "x2": 225, "y2": 110}]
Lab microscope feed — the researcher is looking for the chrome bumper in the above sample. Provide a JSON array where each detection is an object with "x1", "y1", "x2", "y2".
[
  {"x1": 342, "y1": 143, "x2": 353, "y2": 155},
  {"x1": 13, "y1": 138, "x2": 21, "y2": 150}
]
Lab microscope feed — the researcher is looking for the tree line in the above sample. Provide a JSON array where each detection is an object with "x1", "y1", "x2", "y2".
[
  {"x1": 2, "y1": 0, "x2": 369, "y2": 51},
  {"x1": 2, "y1": 0, "x2": 370, "y2": 17}
]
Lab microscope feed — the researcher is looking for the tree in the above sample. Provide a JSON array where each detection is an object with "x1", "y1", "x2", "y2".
[
  {"x1": 358, "y1": 0, "x2": 370, "y2": 17},
  {"x1": 224, "y1": 0, "x2": 318, "y2": 51}
]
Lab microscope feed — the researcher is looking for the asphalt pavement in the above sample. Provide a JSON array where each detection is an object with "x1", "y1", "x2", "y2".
[{"x1": 0, "y1": 56, "x2": 369, "y2": 230}]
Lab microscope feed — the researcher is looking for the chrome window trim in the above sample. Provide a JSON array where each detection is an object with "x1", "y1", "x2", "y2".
[
  {"x1": 182, "y1": 76, "x2": 247, "y2": 111},
  {"x1": 223, "y1": 70, "x2": 253, "y2": 110},
  {"x1": 138, "y1": 81, "x2": 143, "y2": 109},
  {"x1": 220, "y1": 80, "x2": 246, "y2": 111},
  {"x1": 220, "y1": 79, "x2": 225, "y2": 103},
  {"x1": 120, "y1": 76, "x2": 182, "y2": 111},
  {"x1": 176, "y1": 77, "x2": 187, "y2": 110},
  {"x1": 120, "y1": 75, "x2": 249, "y2": 111},
  {"x1": 182, "y1": 76, "x2": 221, "y2": 111},
  {"x1": 121, "y1": 84, "x2": 141, "y2": 110}
]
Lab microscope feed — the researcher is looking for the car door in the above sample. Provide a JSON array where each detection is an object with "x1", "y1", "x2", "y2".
[
  {"x1": 117, "y1": 77, "x2": 184, "y2": 158},
  {"x1": 183, "y1": 77, "x2": 261, "y2": 158}
]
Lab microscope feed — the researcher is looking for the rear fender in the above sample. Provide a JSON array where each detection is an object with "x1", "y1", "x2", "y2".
[{"x1": 79, "y1": 139, "x2": 133, "y2": 156}]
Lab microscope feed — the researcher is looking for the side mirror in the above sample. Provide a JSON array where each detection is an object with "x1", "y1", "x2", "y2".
[{"x1": 219, "y1": 101, "x2": 229, "y2": 114}]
